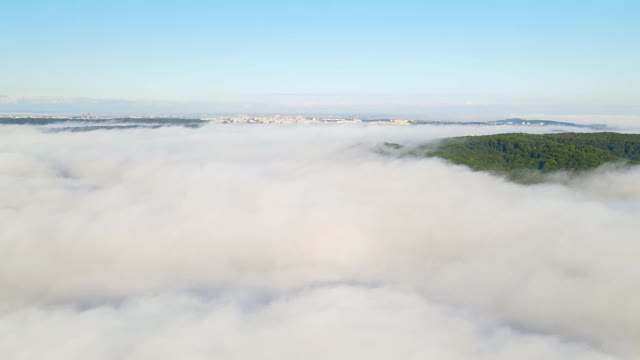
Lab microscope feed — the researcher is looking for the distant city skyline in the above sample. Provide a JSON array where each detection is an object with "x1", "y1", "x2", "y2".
[{"x1": 2, "y1": 0, "x2": 639, "y2": 118}]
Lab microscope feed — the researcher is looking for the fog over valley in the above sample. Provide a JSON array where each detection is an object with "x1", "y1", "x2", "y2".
[{"x1": 1, "y1": 122, "x2": 639, "y2": 359}]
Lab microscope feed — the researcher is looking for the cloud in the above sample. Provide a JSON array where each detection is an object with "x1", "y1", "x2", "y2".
[
  {"x1": 0, "y1": 123, "x2": 639, "y2": 359},
  {"x1": 0, "y1": 96, "x2": 20, "y2": 105},
  {"x1": 0, "y1": 287, "x2": 617, "y2": 360}
]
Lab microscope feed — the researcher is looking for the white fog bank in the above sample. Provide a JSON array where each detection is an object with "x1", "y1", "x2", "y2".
[{"x1": 0, "y1": 123, "x2": 639, "y2": 359}]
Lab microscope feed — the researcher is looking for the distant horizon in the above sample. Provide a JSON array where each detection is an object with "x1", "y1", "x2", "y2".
[
  {"x1": 1, "y1": 96, "x2": 639, "y2": 126},
  {"x1": 3, "y1": 112, "x2": 640, "y2": 130}
]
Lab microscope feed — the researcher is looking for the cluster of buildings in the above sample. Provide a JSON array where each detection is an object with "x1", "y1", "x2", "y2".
[{"x1": 203, "y1": 115, "x2": 413, "y2": 125}]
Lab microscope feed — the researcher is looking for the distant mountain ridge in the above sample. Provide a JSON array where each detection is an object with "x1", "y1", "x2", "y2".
[
  {"x1": 413, "y1": 118, "x2": 608, "y2": 129},
  {"x1": 492, "y1": 118, "x2": 607, "y2": 128}
]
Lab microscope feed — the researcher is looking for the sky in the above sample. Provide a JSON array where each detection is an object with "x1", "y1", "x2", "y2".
[{"x1": 1, "y1": 0, "x2": 639, "y2": 117}]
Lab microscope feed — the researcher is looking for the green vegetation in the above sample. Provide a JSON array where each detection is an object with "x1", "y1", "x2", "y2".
[{"x1": 414, "y1": 132, "x2": 640, "y2": 174}]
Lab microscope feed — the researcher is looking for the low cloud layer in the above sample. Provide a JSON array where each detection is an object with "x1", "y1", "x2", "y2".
[{"x1": 0, "y1": 123, "x2": 639, "y2": 359}]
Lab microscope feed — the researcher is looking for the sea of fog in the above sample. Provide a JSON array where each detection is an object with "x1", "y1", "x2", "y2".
[{"x1": 0, "y1": 121, "x2": 639, "y2": 359}]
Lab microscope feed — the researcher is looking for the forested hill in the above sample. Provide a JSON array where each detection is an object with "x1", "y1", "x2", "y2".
[{"x1": 418, "y1": 132, "x2": 640, "y2": 173}]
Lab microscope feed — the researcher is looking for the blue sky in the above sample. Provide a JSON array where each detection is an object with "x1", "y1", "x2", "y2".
[{"x1": 1, "y1": 0, "x2": 639, "y2": 117}]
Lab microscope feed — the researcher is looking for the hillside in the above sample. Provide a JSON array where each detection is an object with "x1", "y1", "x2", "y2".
[{"x1": 415, "y1": 132, "x2": 640, "y2": 173}]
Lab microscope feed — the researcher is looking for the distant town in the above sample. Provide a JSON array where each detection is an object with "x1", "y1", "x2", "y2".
[{"x1": 0, "y1": 114, "x2": 608, "y2": 129}]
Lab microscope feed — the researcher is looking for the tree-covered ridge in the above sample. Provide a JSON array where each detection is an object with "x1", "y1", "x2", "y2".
[{"x1": 419, "y1": 132, "x2": 640, "y2": 172}]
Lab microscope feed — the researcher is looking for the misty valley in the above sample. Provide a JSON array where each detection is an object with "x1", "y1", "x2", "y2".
[{"x1": 1, "y1": 121, "x2": 639, "y2": 359}]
